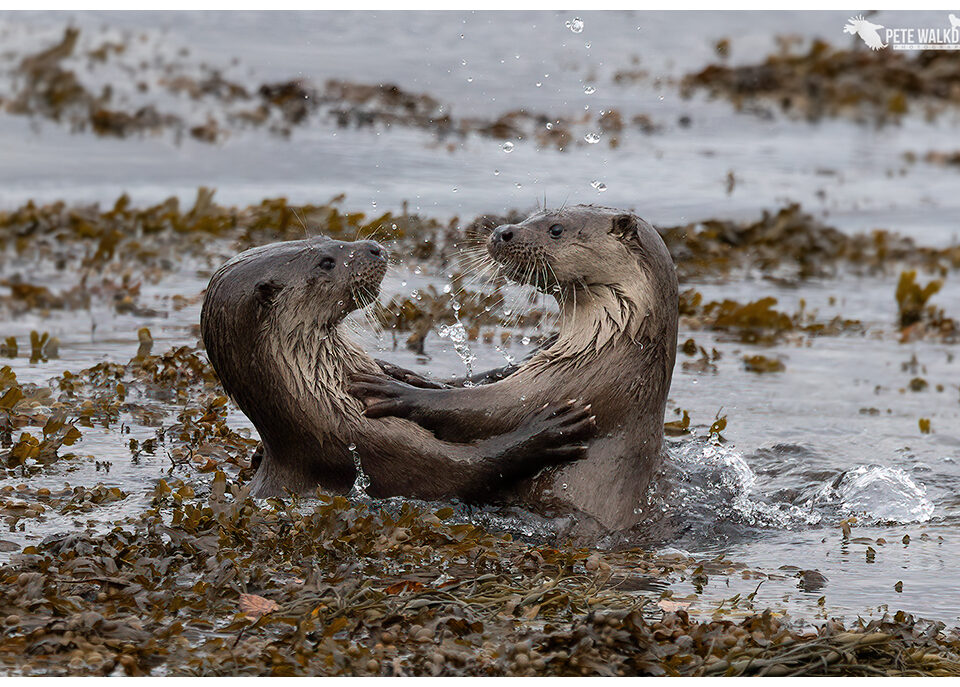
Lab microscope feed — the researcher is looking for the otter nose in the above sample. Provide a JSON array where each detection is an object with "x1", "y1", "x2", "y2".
[
  {"x1": 368, "y1": 245, "x2": 381, "y2": 257},
  {"x1": 493, "y1": 225, "x2": 514, "y2": 243}
]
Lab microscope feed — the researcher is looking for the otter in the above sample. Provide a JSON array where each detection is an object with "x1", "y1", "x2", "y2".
[
  {"x1": 349, "y1": 205, "x2": 679, "y2": 530},
  {"x1": 200, "y1": 236, "x2": 596, "y2": 501}
]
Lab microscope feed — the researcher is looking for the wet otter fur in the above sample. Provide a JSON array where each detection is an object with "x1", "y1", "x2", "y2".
[
  {"x1": 350, "y1": 205, "x2": 679, "y2": 530},
  {"x1": 200, "y1": 236, "x2": 596, "y2": 501}
]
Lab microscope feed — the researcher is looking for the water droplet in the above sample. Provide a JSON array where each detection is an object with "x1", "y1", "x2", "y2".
[
  {"x1": 371, "y1": 200, "x2": 377, "y2": 207},
  {"x1": 493, "y1": 169, "x2": 500, "y2": 176},
  {"x1": 501, "y1": 141, "x2": 515, "y2": 153},
  {"x1": 348, "y1": 447, "x2": 370, "y2": 499},
  {"x1": 584, "y1": 131, "x2": 601, "y2": 144},
  {"x1": 452, "y1": 187, "x2": 458, "y2": 193},
  {"x1": 443, "y1": 284, "x2": 452, "y2": 294},
  {"x1": 585, "y1": 41, "x2": 591, "y2": 48},
  {"x1": 590, "y1": 180, "x2": 607, "y2": 192},
  {"x1": 514, "y1": 183, "x2": 522, "y2": 189},
  {"x1": 545, "y1": 122, "x2": 553, "y2": 130},
  {"x1": 461, "y1": 59, "x2": 467, "y2": 66},
  {"x1": 521, "y1": 336, "x2": 531, "y2": 345},
  {"x1": 565, "y1": 17, "x2": 584, "y2": 33},
  {"x1": 438, "y1": 321, "x2": 477, "y2": 378},
  {"x1": 583, "y1": 84, "x2": 596, "y2": 95},
  {"x1": 466, "y1": 76, "x2": 473, "y2": 83},
  {"x1": 535, "y1": 81, "x2": 542, "y2": 88},
  {"x1": 658, "y1": 94, "x2": 665, "y2": 101}
]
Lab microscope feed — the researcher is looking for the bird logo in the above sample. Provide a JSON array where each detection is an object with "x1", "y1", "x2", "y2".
[
  {"x1": 949, "y1": 13, "x2": 960, "y2": 30},
  {"x1": 843, "y1": 15, "x2": 888, "y2": 50}
]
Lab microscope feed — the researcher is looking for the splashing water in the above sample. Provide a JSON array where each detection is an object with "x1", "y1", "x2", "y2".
[
  {"x1": 348, "y1": 443, "x2": 371, "y2": 499},
  {"x1": 658, "y1": 436, "x2": 822, "y2": 533},
  {"x1": 809, "y1": 465, "x2": 935, "y2": 524},
  {"x1": 438, "y1": 316, "x2": 477, "y2": 380},
  {"x1": 584, "y1": 132, "x2": 601, "y2": 143},
  {"x1": 565, "y1": 17, "x2": 584, "y2": 33}
]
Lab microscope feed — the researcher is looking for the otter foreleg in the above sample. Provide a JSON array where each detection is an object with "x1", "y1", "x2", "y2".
[
  {"x1": 357, "y1": 401, "x2": 595, "y2": 501},
  {"x1": 348, "y1": 373, "x2": 573, "y2": 444}
]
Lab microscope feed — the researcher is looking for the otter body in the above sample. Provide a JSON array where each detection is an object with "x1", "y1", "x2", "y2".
[
  {"x1": 201, "y1": 236, "x2": 594, "y2": 501},
  {"x1": 351, "y1": 206, "x2": 679, "y2": 530}
]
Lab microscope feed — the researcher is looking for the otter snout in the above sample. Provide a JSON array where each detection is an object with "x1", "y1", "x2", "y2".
[{"x1": 491, "y1": 225, "x2": 515, "y2": 243}]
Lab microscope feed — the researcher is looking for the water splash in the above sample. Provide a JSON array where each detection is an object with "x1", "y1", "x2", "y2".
[
  {"x1": 660, "y1": 436, "x2": 821, "y2": 530},
  {"x1": 347, "y1": 443, "x2": 370, "y2": 500},
  {"x1": 809, "y1": 465, "x2": 935, "y2": 524},
  {"x1": 565, "y1": 17, "x2": 584, "y2": 33},
  {"x1": 438, "y1": 303, "x2": 476, "y2": 380}
]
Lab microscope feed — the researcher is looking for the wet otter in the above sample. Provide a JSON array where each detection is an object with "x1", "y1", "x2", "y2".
[
  {"x1": 350, "y1": 205, "x2": 679, "y2": 530},
  {"x1": 200, "y1": 236, "x2": 595, "y2": 501}
]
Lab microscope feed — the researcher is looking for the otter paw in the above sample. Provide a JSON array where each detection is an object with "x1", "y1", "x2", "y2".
[
  {"x1": 492, "y1": 400, "x2": 596, "y2": 477},
  {"x1": 347, "y1": 372, "x2": 420, "y2": 418},
  {"x1": 374, "y1": 359, "x2": 449, "y2": 389},
  {"x1": 524, "y1": 400, "x2": 597, "y2": 452}
]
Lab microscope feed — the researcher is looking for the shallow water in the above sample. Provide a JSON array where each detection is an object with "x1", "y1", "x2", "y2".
[{"x1": 1, "y1": 10, "x2": 959, "y2": 627}]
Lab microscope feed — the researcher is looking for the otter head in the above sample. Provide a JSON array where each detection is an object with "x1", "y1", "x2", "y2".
[
  {"x1": 223, "y1": 235, "x2": 387, "y2": 330},
  {"x1": 201, "y1": 236, "x2": 387, "y2": 409},
  {"x1": 487, "y1": 205, "x2": 674, "y2": 298},
  {"x1": 486, "y1": 204, "x2": 678, "y2": 358}
]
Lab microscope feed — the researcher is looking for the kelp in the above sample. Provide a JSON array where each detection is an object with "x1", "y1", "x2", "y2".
[
  {"x1": 681, "y1": 38, "x2": 960, "y2": 124},
  {"x1": 678, "y1": 290, "x2": 862, "y2": 346},
  {"x1": 895, "y1": 270, "x2": 958, "y2": 342},
  {"x1": 657, "y1": 204, "x2": 960, "y2": 282},
  {"x1": 0, "y1": 29, "x2": 660, "y2": 150},
  {"x1": 1, "y1": 478, "x2": 958, "y2": 676}
]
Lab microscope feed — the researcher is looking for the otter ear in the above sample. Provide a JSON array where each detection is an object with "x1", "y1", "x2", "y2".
[
  {"x1": 255, "y1": 279, "x2": 284, "y2": 306},
  {"x1": 610, "y1": 214, "x2": 639, "y2": 239}
]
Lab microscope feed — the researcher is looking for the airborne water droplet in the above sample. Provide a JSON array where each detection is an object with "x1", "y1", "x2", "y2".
[
  {"x1": 493, "y1": 169, "x2": 500, "y2": 176},
  {"x1": 583, "y1": 84, "x2": 596, "y2": 95},
  {"x1": 591, "y1": 180, "x2": 607, "y2": 192},
  {"x1": 565, "y1": 17, "x2": 584, "y2": 33},
  {"x1": 501, "y1": 141, "x2": 515, "y2": 153},
  {"x1": 584, "y1": 132, "x2": 601, "y2": 144}
]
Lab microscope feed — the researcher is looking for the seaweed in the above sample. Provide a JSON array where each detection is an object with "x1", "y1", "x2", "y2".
[
  {"x1": 681, "y1": 38, "x2": 960, "y2": 124},
  {"x1": 895, "y1": 270, "x2": 958, "y2": 342}
]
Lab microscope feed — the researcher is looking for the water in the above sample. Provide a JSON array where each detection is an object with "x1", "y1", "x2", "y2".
[{"x1": 1, "y1": 10, "x2": 959, "y2": 626}]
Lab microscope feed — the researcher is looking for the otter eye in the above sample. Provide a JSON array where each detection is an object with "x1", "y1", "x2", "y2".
[
  {"x1": 549, "y1": 224, "x2": 564, "y2": 238},
  {"x1": 318, "y1": 256, "x2": 335, "y2": 271}
]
